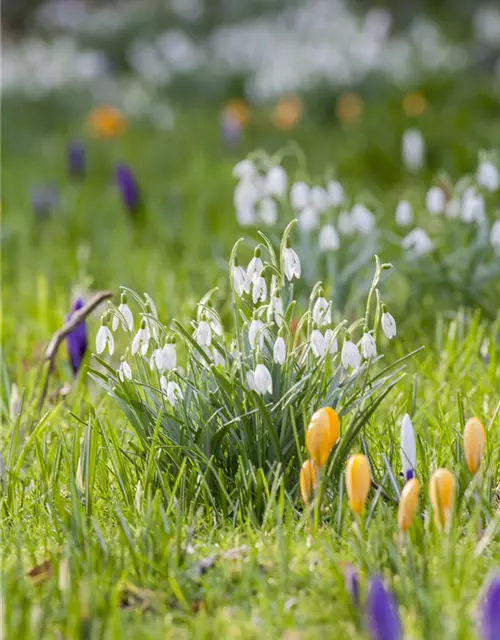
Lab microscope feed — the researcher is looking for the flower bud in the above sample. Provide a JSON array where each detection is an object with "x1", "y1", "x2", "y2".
[
  {"x1": 305, "y1": 407, "x2": 340, "y2": 469},
  {"x1": 463, "y1": 417, "x2": 486, "y2": 474},
  {"x1": 345, "y1": 454, "x2": 371, "y2": 515},
  {"x1": 299, "y1": 460, "x2": 316, "y2": 505},
  {"x1": 429, "y1": 468, "x2": 455, "y2": 531},
  {"x1": 397, "y1": 478, "x2": 420, "y2": 532}
]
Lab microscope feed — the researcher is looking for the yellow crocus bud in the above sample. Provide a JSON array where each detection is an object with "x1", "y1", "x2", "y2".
[
  {"x1": 397, "y1": 478, "x2": 420, "y2": 532},
  {"x1": 345, "y1": 454, "x2": 371, "y2": 515},
  {"x1": 305, "y1": 407, "x2": 340, "y2": 469},
  {"x1": 463, "y1": 417, "x2": 486, "y2": 474},
  {"x1": 429, "y1": 468, "x2": 455, "y2": 531},
  {"x1": 300, "y1": 460, "x2": 317, "y2": 505}
]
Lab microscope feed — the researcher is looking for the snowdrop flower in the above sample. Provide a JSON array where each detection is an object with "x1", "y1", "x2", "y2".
[
  {"x1": 247, "y1": 250, "x2": 264, "y2": 283},
  {"x1": 490, "y1": 220, "x2": 500, "y2": 251},
  {"x1": 236, "y1": 205, "x2": 256, "y2": 227},
  {"x1": 426, "y1": 186, "x2": 446, "y2": 214},
  {"x1": 310, "y1": 186, "x2": 329, "y2": 212},
  {"x1": 462, "y1": 187, "x2": 485, "y2": 223},
  {"x1": 195, "y1": 319, "x2": 212, "y2": 347},
  {"x1": 361, "y1": 332, "x2": 377, "y2": 359},
  {"x1": 283, "y1": 242, "x2": 301, "y2": 281},
  {"x1": 401, "y1": 228, "x2": 433, "y2": 255},
  {"x1": 327, "y1": 180, "x2": 344, "y2": 207},
  {"x1": 118, "y1": 358, "x2": 132, "y2": 381},
  {"x1": 324, "y1": 328, "x2": 339, "y2": 354},
  {"x1": 341, "y1": 338, "x2": 361, "y2": 370},
  {"x1": 298, "y1": 206, "x2": 319, "y2": 232},
  {"x1": 212, "y1": 348, "x2": 225, "y2": 367},
  {"x1": 290, "y1": 181, "x2": 310, "y2": 209},
  {"x1": 232, "y1": 159, "x2": 256, "y2": 180},
  {"x1": 161, "y1": 377, "x2": 184, "y2": 406},
  {"x1": 311, "y1": 329, "x2": 327, "y2": 358},
  {"x1": 338, "y1": 211, "x2": 355, "y2": 235},
  {"x1": 162, "y1": 341, "x2": 177, "y2": 370},
  {"x1": 234, "y1": 178, "x2": 259, "y2": 213},
  {"x1": 351, "y1": 204, "x2": 375, "y2": 235},
  {"x1": 402, "y1": 128, "x2": 425, "y2": 172},
  {"x1": 381, "y1": 308, "x2": 397, "y2": 339},
  {"x1": 445, "y1": 198, "x2": 461, "y2": 218},
  {"x1": 252, "y1": 276, "x2": 267, "y2": 304},
  {"x1": 232, "y1": 258, "x2": 250, "y2": 296},
  {"x1": 267, "y1": 296, "x2": 284, "y2": 327},
  {"x1": 248, "y1": 317, "x2": 264, "y2": 350},
  {"x1": 265, "y1": 165, "x2": 287, "y2": 198},
  {"x1": 318, "y1": 224, "x2": 340, "y2": 251},
  {"x1": 112, "y1": 293, "x2": 134, "y2": 331},
  {"x1": 395, "y1": 200, "x2": 413, "y2": 227},
  {"x1": 131, "y1": 319, "x2": 149, "y2": 355},
  {"x1": 96, "y1": 320, "x2": 115, "y2": 355},
  {"x1": 204, "y1": 308, "x2": 223, "y2": 336},
  {"x1": 9, "y1": 383, "x2": 20, "y2": 421},
  {"x1": 149, "y1": 348, "x2": 164, "y2": 371},
  {"x1": 477, "y1": 159, "x2": 499, "y2": 192},
  {"x1": 401, "y1": 414, "x2": 416, "y2": 481},
  {"x1": 312, "y1": 295, "x2": 331, "y2": 326},
  {"x1": 258, "y1": 197, "x2": 278, "y2": 226},
  {"x1": 247, "y1": 363, "x2": 273, "y2": 395},
  {"x1": 273, "y1": 335, "x2": 287, "y2": 365}
]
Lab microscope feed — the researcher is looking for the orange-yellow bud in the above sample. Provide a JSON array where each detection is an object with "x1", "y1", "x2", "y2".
[
  {"x1": 397, "y1": 478, "x2": 420, "y2": 532},
  {"x1": 88, "y1": 106, "x2": 126, "y2": 138},
  {"x1": 305, "y1": 407, "x2": 340, "y2": 468},
  {"x1": 463, "y1": 417, "x2": 486, "y2": 474},
  {"x1": 429, "y1": 468, "x2": 455, "y2": 531},
  {"x1": 345, "y1": 454, "x2": 371, "y2": 515},
  {"x1": 300, "y1": 460, "x2": 317, "y2": 505}
]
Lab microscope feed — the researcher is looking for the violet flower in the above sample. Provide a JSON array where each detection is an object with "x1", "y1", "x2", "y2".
[
  {"x1": 344, "y1": 565, "x2": 360, "y2": 608},
  {"x1": 482, "y1": 575, "x2": 500, "y2": 640},
  {"x1": 115, "y1": 164, "x2": 140, "y2": 214},
  {"x1": 32, "y1": 185, "x2": 59, "y2": 219},
  {"x1": 68, "y1": 140, "x2": 86, "y2": 178},
  {"x1": 367, "y1": 576, "x2": 401, "y2": 640},
  {"x1": 66, "y1": 298, "x2": 88, "y2": 376}
]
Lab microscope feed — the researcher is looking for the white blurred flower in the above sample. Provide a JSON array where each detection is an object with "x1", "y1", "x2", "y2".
[
  {"x1": 232, "y1": 263, "x2": 250, "y2": 296},
  {"x1": 252, "y1": 276, "x2": 268, "y2": 304},
  {"x1": 212, "y1": 348, "x2": 225, "y2": 367},
  {"x1": 149, "y1": 348, "x2": 164, "y2": 371},
  {"x1": 310, "y1": 186, "x2": 329, "y2": 212},
  {"x1": 283, "y1": 246, "x2": 301, "y2": 281},
  {"x1": 268, "y1": 296, "x2": 284, "y2": 327},
  {"x1": 395, "y1": 200, "x2": 413, "y2": 227},
  {"x1": 273, "y1": 336, "x2": 287, "y2": 365},
  {"x1": 426, "y1": 186, "x2": 446, "y2": 214},
  {"x1": 318, "y1": 224, "x2": 340, "y2": 251},
  {"x1": 195, "y1": 320, "x2": 212, "y2": 346},
  {"x1": 233, "y1": 159, "x2": 256, "y2": 179},
  {"x1": 162, "y1": 342, "x2": 177, "y2": 370},
  {"x1": 462, "y1": 187, "x2": 485, "y2": 223},
  {"x1": 402, "y1": 128, "x2": 425, "y2": 172},
  {"x1": 265, "y1": 165, "x2": 288, "y2": 198},
  {"x1": 337, "y1": 211, "x2": 355, "y2": 235},
  {"x1": 491, "y1": 220, "x2": 500, "y2": 251},
  {"x1": 298, "y1": 206, "x2": 319, "y2": 232},
  {"x1": 290, "y1": 181, "x2": 310, "y2": 209},
  {"x1": 205, "y1": 308, "x2": 223, "y2": 336},
  {"x1": 341, "y1": 339, "x2": 361, "y2": 370},
  {"x1": 402, "y1": 228, "x2": 433, "y2": 255},
  {"x1": 112, "y1": 302, "x2": 134, "y2": 331},
  {"x1": 351, "y1": 204, "x2": 375, "y2": 235},
  {"x1": 381, "y1": 311, "x2": 397, "y2": 339},
  {"x1": 131, "y1": 323, "x2": 149, "y2": 355},
  {"x1": 118, "y1": 359, "x2": 132, "y2": 381},
  {"x1": 247, "y1": 363, "x2": 272, "y2": 394},
  {"x1": 324, "y1": 329, "x2": 338, "y2": 354},
  {"x1": 96, "y1": 324, "x2": 114, "y2": 355},
  {"x1": 445, "y1": 198, "x2": 461, "y2": 218},
  {"x1": 312, "y1": 297, "x2": 331, "y2": 326},
  {"x1": 162, "y1": 378, "x2": 183, "y2": 406},
  {"x1": 234, "y1": 178, "x2": 259, "y2": 213},
  {"x1": 311, "y1": 329, "x2": 327, "y2": 358},
  {"x1": 401, "y1": 413, "x2": 416, "y2": 481},
  {"x1": 249, "y1": 318, "x2": 265, "y2": 349},
  {"x1": 236, "y1": 205, "x2": 256, "y2": 227},
  {"x1": 9, "y1": 383, "x2": 20, "y2": 421},
  {"x1": 327, "y1": 180, "x2": 344, "y2": 207},
  {"x1": 360, "y1": 332, "x2": 377, "y2": 359},
  {"x1": 258, "y1": 197, "x2": 278, "y2": 226},
  {"x1": 247, "y1": 254, "x2": 264, "y2": 283},
  {"x1": 477, "y1": 159, "x2": 499, "y2": 192}
]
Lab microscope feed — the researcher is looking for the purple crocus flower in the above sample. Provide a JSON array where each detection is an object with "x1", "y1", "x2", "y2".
[
  {"x1": 367, "y1": 576, "x2": 402, "y2": 640},
  {"x1": 221, "y1": 111, "x2": 242, "y2": 150},
  {"x1": 344, "y1": 565, "x2": 360, "y2": 608},
  {"x1": 115, "y1": 164, "x2": 140, "y2": 214},
  {"x1": 66, "y1": 298, "x2": 88, "y2": 376},
  {"x1": 68, "y1": 140, "x2": 86, "y2": 178},
  {"x1": 32, "y1": 185, "x2": 59, "y2": 219},
  {"x1": 482, "y1": 575, "x2": 500, "y2": 640}
]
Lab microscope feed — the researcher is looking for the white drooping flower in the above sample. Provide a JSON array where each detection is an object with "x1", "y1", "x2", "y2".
[
  {"x1": 258, "y1": 197, "x2": 278, "y2": 226},
  {"x1": 351, "y1": 204, "x2": 375, "y2": 235},
  {"x1": 298, "y1": 206, "x2": 319, "y2": 232},
  {"x1": 311, "y1": 329, "x2": 327, "y2": 358},
  {"x1": 445, "y1": 198, "x2": 461, "y2": 218},
  {"x1": 131, "y1": 321, "x2": 149, "y2": 356},
  {"x1": 426, "y1": 186, "x2": 446, "y2": 214},
  {"x1": 112, "y1": 300, "x2": 134, "y2": 331},
  {"x1": 490, "y1": 219, "x2": 500, "y2": 251},
  {"x1": 273, "y1": 336, "x2": 287, "y2": 365},
  {"x1": 461, "y1": 187, "x2": 485, "y2": 224},
  {"x1": 327, "y1": 180, "x2": 344, "y2": 207},
  {"x1": 232, "y1": 159, "x2": 256, "y2": 180},
  {"x1": 324, "y1": 329, "x2": 339, "y2": 354},
  {"x1": 401, "y1": 228, "x2": 433, "y2": 255},
  {"x1": 395, "y1": 200, "x2": 413, "y2": 227},
  {"x1": 232, "y1": 263, "x2": 250, "y2": 296},
  {"x1": 149, "y1": 348, "x2": 164, "y2": 371},
  {"x1": 247, "y1": 363, "x2": 273, "y2": 395},
  {"x1": 248, "y1": 318, "x2": 265, "y2": 350},
  {"x1": 234, "y1": 177, "x2": 260, "y2": 213},
  {"x1": 318, "y1": 224, "x2": 340, "y2": 251},
  {"x1": 477, "y1": 159, "x2": 499, "y2": 192},
  {"x1": 381, "y1": 310, "x2": 397, "y2": 339},
  {"x1": 205, "y1": 308, "x2": 223, "y2": 336},
  {"x1": 236, "y1": 205, "x2": 256, "y2": 227},
  {"x1": 290, "y1": 181, "x2": 310, "y2": 209},
  {"x1": 265, "y1": 165, "x2": 288, "y2": 198},
  {"x1": 283, "y1": 246, "x2": 301, "y2": 281},
  {"x1": 252, "y1": 276, "x2": 268, "y2": 304},
  {"x1": 310, "y1": 186, "x2": 329, "y2": 212},
  {"x1": 360, "y1": 332, "x2": 377, "y2": 359},
  {"x1": 401, "y1": 413, "x2": 417, "y2": 481},
  {"x1": 402, "y1": 128, "x2": 425, "y2": 172},
  {"x1": 341, "y1": 339, "x2": 361, "y2": 370},
  {"x1": 9, "y1": 383, "x2": 20, "y2": 421},
  {"x1": 212, "y1": 348, "x2": 225, "y2": 367},
  {"x1": 162, "y1": 342, "x2": 177, "y2": 371},
  {"x1": 337, "y1": 211, "x2": 355, "y2": 235},
  {"x1": 267, "y1": 296, "x2": 284, "y2": 327},
  {"x1": 96, "y1": 324, "x2": 115, "y2": 355},
  {"x1": 312, "y1": 297, "x2": 331, "y2": 326},
  {"x1": 195, "y1": 320, "x2": 212, "y2": 347},
  {"x1": 161, "y1": 377, "x2": 184, "y2": 406},
  {"x1": 247, "y1": 253, "x2": 264, "y2": 283},
  {"x1": 118, "y1": 359, "x2": 132, "y2": 381}
]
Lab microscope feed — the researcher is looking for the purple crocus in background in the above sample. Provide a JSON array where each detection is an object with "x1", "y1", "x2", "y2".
[
  {"x1": 344, "y1": 564, "x2": 360, "y2": 608},
  {"x1": 482, "y1": 575, "x2": 500, "y2": 640},
  {"x1": 67, "y1": 140, "x2": 86, "y2": 178},
  {"x1": 66, "y1": 298, "x2": 88, "y2": 376},
  {"x1": 31, "y1": 185, "x2": 59, "y2": 219},
  {"x1": 367, "y1": 576, "x2": 402, "y2": 640},
  {"x1": 115, "y1": 164, "x2": 141, "y2": 214}
]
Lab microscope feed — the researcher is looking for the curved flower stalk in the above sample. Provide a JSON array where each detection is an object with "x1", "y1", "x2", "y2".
[{"x1": 90, "y1": 227, "x2": 407, "y2": 517}]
